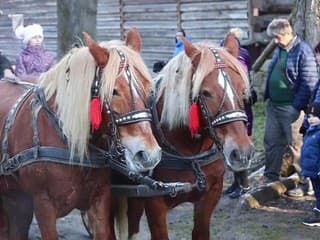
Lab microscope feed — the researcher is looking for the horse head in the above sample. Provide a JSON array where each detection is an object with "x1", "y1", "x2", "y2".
[
  {"x1": 40, "y1": 28, "x2": 161, "y2": 172},
  {"x1": 154, "y1": 36, "x2": 254, "y2": 171},
  {"x1": 182, "y1": 35, "x2": 254, "y2": 171}
]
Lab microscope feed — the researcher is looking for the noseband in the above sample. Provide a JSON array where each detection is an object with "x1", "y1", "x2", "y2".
[{"x1": 195, "y1": 48, "x2": 248, "y2": 150}]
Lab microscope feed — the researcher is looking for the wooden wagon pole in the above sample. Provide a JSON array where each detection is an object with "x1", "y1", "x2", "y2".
[
  {"x1": 251, "y1": 10, "x2": 296, "y2": 73},
  {"x1": 177, "y1": 0, "x2": 182, "y2": 31},
  {"x1": 119, "y1": 0, "x2": 125, "y2": 40}
]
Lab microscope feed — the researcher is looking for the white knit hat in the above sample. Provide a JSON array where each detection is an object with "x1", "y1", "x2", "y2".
[
  {"x1": 229, "y1": 28, "x2": 244, "y2": 40},
  {"x1": 15, "y1": 24, "x2": 43, "y2": 45}
]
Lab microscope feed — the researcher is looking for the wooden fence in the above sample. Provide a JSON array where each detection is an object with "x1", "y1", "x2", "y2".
[{"x1": 0, "y1": 0, "x2": 249, "y2": 69}]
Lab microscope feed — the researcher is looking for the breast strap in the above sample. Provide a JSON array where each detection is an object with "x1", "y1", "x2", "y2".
[{"x1": 0, "y1": 83, "x2": 110, "y2": 175}]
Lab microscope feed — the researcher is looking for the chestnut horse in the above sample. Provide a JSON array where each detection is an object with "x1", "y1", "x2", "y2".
[
  {"x1": 115, "y1": 34, "x2": 255, "y2": 240},
  {"x1": 0, "y1": 28, "x2": 161, "y2": 240}
]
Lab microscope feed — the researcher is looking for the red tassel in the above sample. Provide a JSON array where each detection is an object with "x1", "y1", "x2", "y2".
[
  {"x1": 189, "y1": 102, "x2": 200, "y2": 138},
  {"x1": 90, "y1": 97, "x2": 102, "y2": 132}
]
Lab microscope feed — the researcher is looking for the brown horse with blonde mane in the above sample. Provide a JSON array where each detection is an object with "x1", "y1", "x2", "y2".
[
  {"x1": 111, "y1": 34, "x2": 254, "y2": 240},
  {"x1": 0, "y1": 28, "x2": 161, "y2": 240}
]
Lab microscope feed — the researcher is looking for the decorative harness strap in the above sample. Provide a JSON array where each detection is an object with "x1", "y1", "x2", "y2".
[
  {"x1": 0, "y1": 83, "x2": 110, "y2": 175},
  {"x1": 208, "y1": 48, "x2": 248, "y2": 127},
  {"x1": 1, "y1": 84, "x2": 34, "y2": 164},
  {"x1": 148, "y1": 83, "x2": 222, "y2": 192},
  {"x1": 196, "y1": 48, "x2": 248, "y2": 151}
]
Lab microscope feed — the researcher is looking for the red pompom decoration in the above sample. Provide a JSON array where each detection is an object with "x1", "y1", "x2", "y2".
[
  {"x1": 90, "y1": 97, "x2": 102, "y2": 132},
  {"x1": 189, "y1": 102, "x2": 200, "y2": 138}
]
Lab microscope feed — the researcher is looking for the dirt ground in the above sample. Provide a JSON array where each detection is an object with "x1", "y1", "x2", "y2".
[{"x1": 28, "y1": 170, "x2": 320, "y2": 240}]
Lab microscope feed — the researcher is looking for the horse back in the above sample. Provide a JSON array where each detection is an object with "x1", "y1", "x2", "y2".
[
  {"x1": 0, "y1": 81, "x2": 29, "y2": 128},
  {"x1": 0, "y1": 81, "x2": 64, "y2": 157}
]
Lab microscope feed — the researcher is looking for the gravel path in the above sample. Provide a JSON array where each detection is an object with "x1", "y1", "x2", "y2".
[{"x1": 28, "y1": 171, "x2": 320, "y2": 240}]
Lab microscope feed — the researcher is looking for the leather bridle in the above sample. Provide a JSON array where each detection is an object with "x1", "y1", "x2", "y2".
[
  {"x1": 92, "y1": 49, "x2": 152, "y2": 169},
  {"x1": 193, "y1": 48, "x2": 248, "y2": 151}
]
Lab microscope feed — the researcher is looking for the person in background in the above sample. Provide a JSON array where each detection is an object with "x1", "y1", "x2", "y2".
[
  {"x1": 151, "y1": 60, "x2": 167, "y2": 78},
  {"x1": 222, "y1": 28, "x2": 256, "y2": 198},
  {"x1": 262, "y1": 18, "x2": 319, "y2": 184},
  {"x1": 299, "y1": 99, "x2": 320, "y2": 226},
  {"x1": 173, "y1": 29, "x2": 192, "y2": 56},
  {"x1": 0, "y1": 52, "x2": 14, "y2": 79},
  {"x1": 286, "y1": 42, "x2": 320, "y2": 198},
  {"x1": 15, "y1": 23, "x2": 54, "y2": 79}
]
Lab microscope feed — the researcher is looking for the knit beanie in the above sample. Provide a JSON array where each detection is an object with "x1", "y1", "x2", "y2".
[{"x1": 15, "y1": 24, "x2": 43, "y2": 45}]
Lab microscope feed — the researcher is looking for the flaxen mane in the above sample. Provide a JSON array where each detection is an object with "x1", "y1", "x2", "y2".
[
  {"x1": 39, "y1": 40, "x2": 152, "y2": 160},
  {"x1": 153, "y1": 42, "x2": 249, "y2": 129}
]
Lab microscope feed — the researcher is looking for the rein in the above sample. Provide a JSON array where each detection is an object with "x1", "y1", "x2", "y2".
[
  {"x1": 148, "y1": 47, "x2": 248, "y2": 191},
  {"x1": 0, "y1": 51, "x2": 152, "y2": 175},
  {"x1": 148, "y1": 85, "x2": 223, "y2": 191},
  {"x1": 0, "y1": 56, "x2": 186, "y2": 198},
  {"x1": 0, "y1": 85, "x2": 110, "y2": 175}
]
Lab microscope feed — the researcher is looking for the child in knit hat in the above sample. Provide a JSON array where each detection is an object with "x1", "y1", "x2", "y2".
[
  {"x1": 300, "y1": 101, "x2": 320, "y2": 227},
  {"x1": 15, "y1": 23, "x2": 55, "y2": 79}
]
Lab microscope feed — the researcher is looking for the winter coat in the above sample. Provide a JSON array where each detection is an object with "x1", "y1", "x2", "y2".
[
  {"x1": 15, "y1": 45, "x2": 54, "y2": 78},
  {"x1": 264, "y1": 36, "x2": 319, "y2": 112},
  {"x1": 173, "y1": 35, "x2": 192, "y2": 56},
  {"x1": 301, "y1": 124, "x2": 320, "y2": 178}
]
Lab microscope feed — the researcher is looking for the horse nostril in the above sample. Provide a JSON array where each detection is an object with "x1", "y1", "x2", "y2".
[
  {"x1": 230, "y1": 149, "x2": 240, "y2": 161},
  {"x1": 134, "y1": 150, "x2": 148, "y2": 163}
]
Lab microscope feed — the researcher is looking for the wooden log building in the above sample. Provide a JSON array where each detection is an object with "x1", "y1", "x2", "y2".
[{"x1": 0, "y1": 0, "x2": 294, "y2": 69}]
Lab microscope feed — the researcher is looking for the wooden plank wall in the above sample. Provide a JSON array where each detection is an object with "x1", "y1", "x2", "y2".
[
  {"x1": 119, "y1": 0, "x2": 249, "y2": 68},
  {"x1": 181, "y1": 0, "x2": 249, "y2": 42},
  {"x1": 96, "y1": 0, "x2": 121, "y2": 41},
  {"x1": 0, "y1": 0, "x2": 249, "y2": 69},
  {"x1": 121, "y1": 0, "x2": 178, "y2": 66},
  {"x1": 251, "y1": 0, "x2": 294, "y2": 44},
  {"x1": 0, "y1": 0, "x2": 57, "y2": 63}
]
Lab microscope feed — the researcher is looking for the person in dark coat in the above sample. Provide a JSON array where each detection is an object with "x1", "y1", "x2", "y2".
[
  {"x1": 300, "y1": 99, "x2": 320, "y2": 226},
  {"x1": 263, "y1": 18, "x2": 319, "y2": 183},
  {"x1": 173, "y1": 29, "x2": 192, "y2": 56},
  {"x1": 0, "y1": 52, "x2": 14, "y2": 79}
]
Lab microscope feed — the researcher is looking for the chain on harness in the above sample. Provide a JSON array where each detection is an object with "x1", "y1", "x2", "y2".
[{"x1": 94, "y1": 50, "x2": 180, "y2": 196}]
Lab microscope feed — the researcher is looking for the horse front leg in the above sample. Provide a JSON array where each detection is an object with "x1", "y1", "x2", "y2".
[
  {"x1": 2, "y1": 192, "x2": 33, "y2": 240},
  {"x1": 33, "y1": 192, "x2": 59, "y2": 240},
  {"x1": 0, "y1": 197, "x2": 8, "y2": 240},
  {"x1": 86, "y1": 185, "x2": 111, "y2": 240},
  {"x1": 145, "y1": 197, "x2": 169, "y2": 240},
  {"x1": 192, "y1": 175, "x2": 224, "y2": 240},
  {"x1": 127, "y1": 197, "x2": 145, "y2": 239}
]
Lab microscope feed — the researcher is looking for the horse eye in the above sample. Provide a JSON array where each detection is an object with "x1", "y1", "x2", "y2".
[
  {"x1": 113, "y1": 89, "x2": 119, "y2": 96},
  {"x1": 201, "y1": 90, "x2": 212, "y2": 98}
]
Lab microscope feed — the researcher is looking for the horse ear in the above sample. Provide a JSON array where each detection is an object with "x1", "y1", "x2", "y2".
[
  {"x1": 182, "y1": 36, "x2": 201, "y2": 69},
  {"x1": 223, "y1": 33, "x2": 239, "y2": 58},
  {"x1": 83, "y1": 32, "x2": 109, "y2": 68},
  {"x1": 125, "y1": 27, "x2": 142, "y2": 53}
]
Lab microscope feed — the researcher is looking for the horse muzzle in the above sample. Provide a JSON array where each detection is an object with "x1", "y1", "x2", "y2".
[
  {"x1": 124, "y1": 146, "x2": 162, "y2": 172},
  {"x1": 223, "y1": 143, "x2": 255, "y2": 172}
]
